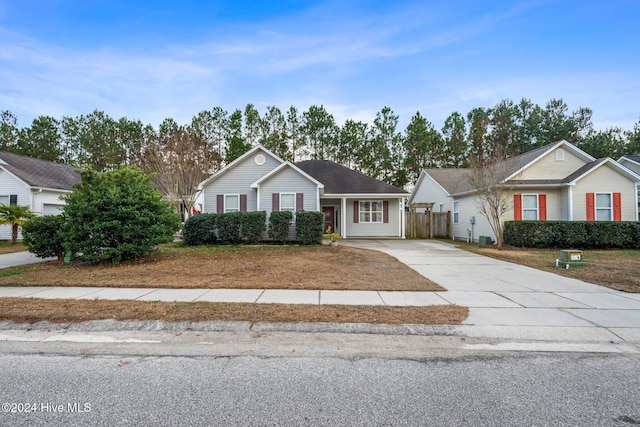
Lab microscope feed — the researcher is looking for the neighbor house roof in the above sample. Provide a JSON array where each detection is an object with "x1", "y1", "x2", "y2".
[
  {"x1": 296, "y1": 160, "x2": 408, "y2": 195},
  {"x1": 0, "y1": 152, "x2": 81, "y2": 191}
]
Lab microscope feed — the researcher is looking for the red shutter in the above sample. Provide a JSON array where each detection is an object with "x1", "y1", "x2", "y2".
[
  {"x1": 296, "y1": 193, "x2": 304, "y2": 211},
  {"x1": 272, "y1": 193, "x2": 279, "y2": 212},
  {"x1": 613, "y1": 192, "x2": 622, "y2": 221},
  {"x1": 353, "y1": 200, "x2": 359, "y2": 223},
  {"x1": 538, "y1": 194, "x2": 547, "y2": 221},
  {"x1": 383, "y1": 201, "x2": 389, "y2": 223},
  {"x1": 586, "y1": 193, "x2": 595, "y2": 221},
  {"x1": 216, "y1": 194, "x2": 223, "y2": 214},
  {"x1": 513, "y1": 194, "x2": 522, "y2": 221},
  {"x1": 240, "y1": 194, "x2": 247, "y2": 213}
]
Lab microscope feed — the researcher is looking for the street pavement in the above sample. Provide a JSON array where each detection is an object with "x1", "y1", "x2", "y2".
[{"x1": 1, "y1": 242, "x2": 639, "y2": 347}]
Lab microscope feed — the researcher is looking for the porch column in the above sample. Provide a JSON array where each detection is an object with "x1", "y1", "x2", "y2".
[
  {"x1": 567, "y1": 185, "x2": 573, "y2": 220},
  {"x1": 400, "y1": 197, "x2": 406, "y2": 238},
  {"x1": 341, "y1": 197, "x2": 347, "y2": 238}
]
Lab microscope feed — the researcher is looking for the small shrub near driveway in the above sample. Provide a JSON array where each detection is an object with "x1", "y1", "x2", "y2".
[{"x1": 182, "y1": 214, "x2": 218, "y2": 245}]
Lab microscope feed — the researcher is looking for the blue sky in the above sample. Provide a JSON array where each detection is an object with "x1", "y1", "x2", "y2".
[{"x1": 1, "y1": 0, "x2": 639, "y2": 131}]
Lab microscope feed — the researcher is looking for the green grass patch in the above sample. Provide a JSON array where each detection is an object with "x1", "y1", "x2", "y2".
[{"x1": 0, "y1": 266, "x2": 33, "y2": 278}]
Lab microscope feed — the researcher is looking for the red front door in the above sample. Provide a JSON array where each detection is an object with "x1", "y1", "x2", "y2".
[{"x1": 322, "y1": 206, "x2": 335, "y2": 234}]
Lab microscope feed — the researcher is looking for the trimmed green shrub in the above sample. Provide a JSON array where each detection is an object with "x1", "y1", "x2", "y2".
[
  {"x1": 182, "y1": 213, "x2": 218, "y2": 245},
  {"x1": 63, "y1": 167, "x2": 181, "y2": 263},
  {"x1": 295, "y1": 211, "x2": 324, "y2": 245},
  {"x1": 503, "y1": 221, "x2": 640, "y2": 249},
  {"x1": 217, "y1": 212, "x2": 243, "y2": 244},
  {"x1": 268, "y1": 211, "x2": 293, "y2": 243},
  {"x1": 241, "y1": 211, "x2": 267, "y2": 244},
  {"x1": 22, "y1": 215, "x2": 66, "y2": 260}
]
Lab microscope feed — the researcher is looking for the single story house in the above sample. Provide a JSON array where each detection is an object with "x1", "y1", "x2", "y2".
[
  {"x1": 0, "y1": 151, "x2": 81, "y2": 240},
  {"x1": 410, "y1": 140, "x2": 640, "y2": 242},
  {"x1": 200, "y1": 144, "x2": 408, "y2": 239}
]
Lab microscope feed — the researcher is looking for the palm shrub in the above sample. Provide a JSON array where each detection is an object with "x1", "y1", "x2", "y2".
[
  {"x1": 63, "y1": 167, "x2": 181, "y2": 263},
  {"x1": 0, "y1": 204, "x2": 35, "y2": 245}
]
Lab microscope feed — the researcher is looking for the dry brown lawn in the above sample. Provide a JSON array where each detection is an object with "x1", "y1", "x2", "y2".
[
  {"x1": 453, "y1": 241, "x2": 640, "y2": 293},
  {"x1": 0, "y1": 298, "x2": 467, "y2": 325},
  {"x1": 0, "y1": 243, "x2": 465, "y2": 325},
  {"x1": 0, "y1": 242, "x2": 26, "y2": 255},
  {"x1": 0, "y1": 244, "x2": 444, "y2": 291}
]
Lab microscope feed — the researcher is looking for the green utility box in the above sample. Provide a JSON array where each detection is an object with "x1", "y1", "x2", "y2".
[
  {"x1": 556, "y1": 250, "x2": 586, "y2": 269},
  {"x1": 478, "y1": 236, "x2": 493, "y2": 246}
]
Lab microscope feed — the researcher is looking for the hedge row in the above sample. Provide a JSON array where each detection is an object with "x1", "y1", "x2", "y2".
[
  {"x1": 503, "y1": 221, "x2": 640, "y2": 249},
  {"x1": 183, "y1": 210, "x2": 324, "y2": 245}
]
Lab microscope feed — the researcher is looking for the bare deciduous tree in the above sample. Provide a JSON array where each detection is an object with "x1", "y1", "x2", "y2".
[
  {"x1": 469, "y1": 146, "x2": 520, "y2": 249},
  {"x1": 142, "y1": 126, "x2": 216, "y2": 219}
]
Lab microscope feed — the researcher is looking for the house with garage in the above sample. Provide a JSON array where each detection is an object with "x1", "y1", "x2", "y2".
[
  {"x1": 0, "y1": 151, "x2": 81, "y2": 240},
  {"x1": 200, "y1": 145, "x2": 408, "y2": 239},
  {"x1": 410, "y1": 140, "x2": 640, "y2": 242}
]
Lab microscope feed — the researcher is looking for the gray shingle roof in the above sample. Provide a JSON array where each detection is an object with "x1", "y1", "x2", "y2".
[
  {"x1": 0, "y1": 152, "x2": 81, "y2": 191},
  {"x1": 295, "y1": 160, "x2": 407, "y2": 194}
]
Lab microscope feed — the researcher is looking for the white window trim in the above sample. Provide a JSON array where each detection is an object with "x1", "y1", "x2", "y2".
[
  {"x1": 522, "y1": 194, "x2": 539, "y2": 221},
  {"x1": 453, "y1": 201, "x2": 459, "y2": 224},
  {"x1": 359, "y1": 200, "x2": 383, "y2": 223},
  {"x1": 280, "y1": 192, "x2": 296, "y2": 212},
  {"x1": 595, "y1": 192, "x2": 613, "y2": 221},
  {"x1": 224, "y1": 194, "x2": 240, "y2": 213},
  {"x1": 0, "y1": 195, "x2": 9, "y2": 206},
  {"x1": 555, "y1": 149, "x2": 565, "y2": 161}
]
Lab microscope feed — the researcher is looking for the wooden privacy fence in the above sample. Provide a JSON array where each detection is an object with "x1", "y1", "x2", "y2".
[{"x1": 405, "y1": 208, "x2": 451, "y2": 239}]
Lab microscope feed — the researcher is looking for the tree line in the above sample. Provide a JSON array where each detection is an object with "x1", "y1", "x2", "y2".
[{"x1": 1, "y1": 98, "x2": 639, "y2": 189}]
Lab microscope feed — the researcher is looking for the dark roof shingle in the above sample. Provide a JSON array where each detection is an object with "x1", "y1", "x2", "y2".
[
  {"x1": 0, "y1": 152, "x2": 81, "y2": 191},
  {"x1": 296, "y1": 160, "x2": 407, "y2": 194}
]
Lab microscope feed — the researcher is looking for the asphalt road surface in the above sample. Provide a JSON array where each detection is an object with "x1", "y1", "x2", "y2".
[{"x1": 1, "y1": 335, "x2": 639, "y2": 426}]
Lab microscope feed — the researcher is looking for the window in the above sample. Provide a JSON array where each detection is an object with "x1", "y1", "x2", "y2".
[
  {"x1": 439, "y1": 203, "x2": 444, "y2": 213},
  {"x1": 522, "y1": 194, "x2": 538, "y2": 220},
  {"x1": 224, "y1": 194, "x2": 239, "y2": 213},
  {"x1": 453, "y1": 201, "x2": 459, "y2": 224},
  {"x1": 359, "y1": 201, "x2": 383, "y2": 223},
  {"x1": 555, "y1": 149, "x2": 565, "y2": 161},
  {"x1": 0, "y1": 196, "x2": 8, "y2": 206},
  {"x1": 595, "y1": 193, "x2": 612, "y2": 221},
  {"x1": 280, "y1": 193, "x2": 296, "y2": 212}
]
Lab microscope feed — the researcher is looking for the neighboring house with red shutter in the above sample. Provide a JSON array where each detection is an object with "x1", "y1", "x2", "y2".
[
  {"x1": 199, "y1": 144, "x2": 408, "y2": 239},
  {"x1": 618, "y1": 155, "x2": 640, "y2": 216},
  {"x1": 409, "y1": 140, "x2": 640, "y2": 243},
  {"x1": 0, "y1": 151, "x2": 81, "y2": 240}
]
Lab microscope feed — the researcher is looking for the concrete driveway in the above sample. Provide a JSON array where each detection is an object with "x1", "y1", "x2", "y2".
[{"x1": 342, "y1": 239, "x2": 640, "y2": 344}]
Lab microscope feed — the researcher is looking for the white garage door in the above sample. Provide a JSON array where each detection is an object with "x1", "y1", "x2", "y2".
[{"x1": 42, "y1": 204, "x2": 64, "y2": 215}]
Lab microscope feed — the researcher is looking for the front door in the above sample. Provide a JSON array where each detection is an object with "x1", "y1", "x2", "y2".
[{"x1": 322, "y1": 206, "x2": 335, "y2": 234}]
